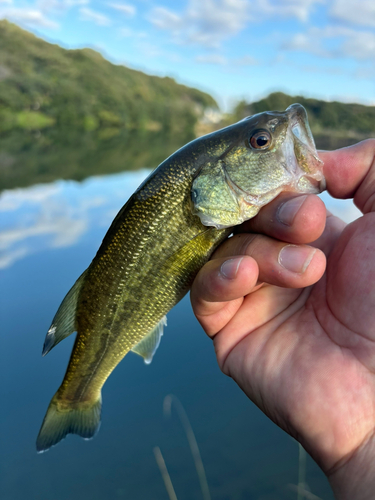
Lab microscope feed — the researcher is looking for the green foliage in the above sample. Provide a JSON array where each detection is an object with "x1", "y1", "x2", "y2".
[
  {"x1": 16, "y1": 110, "x2": 55, "y2": 130},
  {"x1": 233, "y1": 92, "x2": 375, "y2": 151},
  {"x1": 234, "y1": 92, "x2": 375, "y2": 135},
  {"x1": 1, "y1": 21, "x2": 373, "y2": 191},
  {"x1": 0, "y1": 20, "x2": 218, "y2": 190},
  {"x1": 0, "y1": 128, "x2": 196, "y2": 191},
  {"x1": 97, "y1": 110, "x2": 122, "y2": 127},
  {"x1": 0, "y1": 20, "x2": 217, "y2": 137},
  {"x1": 0, "y1": 107, "x2": 55, "y2": 132},
  {"x1": 83, "y1": 115, "x2": 99, "y2": 132},
  {"x1": 0, "y1": 108, "x2": 16, "y2": 132}
]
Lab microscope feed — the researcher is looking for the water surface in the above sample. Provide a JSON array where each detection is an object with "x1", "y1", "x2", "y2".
[{"x1": 1, "y1": 170, "x2": 360, "y2": 500}]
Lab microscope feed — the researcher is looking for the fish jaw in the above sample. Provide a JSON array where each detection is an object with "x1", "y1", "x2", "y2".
[{"x1": 284, "y1": 104, "x2": 326, "y2": 193}]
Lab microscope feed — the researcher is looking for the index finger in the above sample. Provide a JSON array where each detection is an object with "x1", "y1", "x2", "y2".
[{"x1": 319, "y1": 139, "x2": 375, "y2": 213}]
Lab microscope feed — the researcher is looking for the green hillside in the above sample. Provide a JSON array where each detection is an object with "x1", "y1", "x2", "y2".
[
  {"x1": 0, "y1": 20, "x2": 216, "y2": 136},
  {"x1": 0, "y1": 20, "x2": 373, "y2": 191},
  {"x1": 0, "y1": 20, "x2": 218, "y2": 190},
  {"x1": 234, "y1": 92, "x2": 375, "y2": 150}
]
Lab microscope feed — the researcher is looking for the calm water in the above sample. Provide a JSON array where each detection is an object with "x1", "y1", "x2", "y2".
[{"x1": 0, "y1": 169, "x2": 361, "y2": 500}]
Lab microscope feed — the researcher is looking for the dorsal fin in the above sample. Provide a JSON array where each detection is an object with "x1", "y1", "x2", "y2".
[
  {"x1": 131, "y1": 316, "x2": 167, "y2": 364},
  {"x1": 42, "y1": 270, "x2": 88, "y2": 356}
]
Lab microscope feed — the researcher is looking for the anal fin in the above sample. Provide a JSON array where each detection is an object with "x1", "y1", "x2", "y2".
[{"x1": 131, "y1": 316, "x2": 167, "y2": 364}]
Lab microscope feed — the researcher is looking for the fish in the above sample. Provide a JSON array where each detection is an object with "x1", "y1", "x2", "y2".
[{"x1": 36, "y1": 104, "x2": 325, "y2": 452}]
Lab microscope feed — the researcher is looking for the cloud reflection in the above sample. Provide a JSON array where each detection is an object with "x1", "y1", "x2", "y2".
[
  {"x1": 0, "y1": 170, "x2": 362, "y2": 270},
  {"x1": 0, "y1": 170, "x2": 150, "y2": 269}
]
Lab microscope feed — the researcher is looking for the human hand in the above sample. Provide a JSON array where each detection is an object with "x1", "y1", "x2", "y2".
[{"x1": 190, "y1": 139, "x2": 375, "y2": 499}]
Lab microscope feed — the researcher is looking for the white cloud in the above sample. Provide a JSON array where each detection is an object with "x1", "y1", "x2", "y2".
[
  {"x1": 149, "y1": 0, "x2": 325, "y2": 48},
  {"x1": 0, "y1": 170, "x2": 151, "y2": 269},
  {"x1": 0, "y1": 248, "x2": 28, "y2": 269},
  {"x1": 108, "y1": 2, "x2": 135, "y2": 17},
  {"x1": 151, "y1": 6, "x2": 182, "y2": 30},
  {"x1": 0, "y1": 184, "x2": 87, "y2": 269},
  {"x1": 253, "y1": 0, "x2": 324, "y2": 22},
  {"x1": 330, "y1": 0, "x2": 375, "y2": 28},
  {"x1": 282, "y1": 32, "x2": 327, "y2": 57},
  {"x1": 62, "y1": 0, "x2": 88, "y2": 4},
  {"x1": 0, "y1": 7, "x2": 58, "y2": 28},
  {"x1": 150, "y1": 0, "x2": 250, "y2": 48},
  {"x1": 0, "y1": 216, "x2": 86, "y2": 252},
  {"x1": 340, "y1": 30, "x2": 375, "y2": 60},
  {"x1": 38, "y1": 0, "x2": 89, "y2": 9},
  {"x1": 0, "y1": 184, "x2": 60, "y2": 211},
  {"x1": 0, "y1": 0, "x2": 89, "y2": 29},
  {"x1": 283, "y1": 25, "x2": 375, "y2": 61},
  {"x1": 79, "y1": 7, "x2": 112, "y2": 26}
]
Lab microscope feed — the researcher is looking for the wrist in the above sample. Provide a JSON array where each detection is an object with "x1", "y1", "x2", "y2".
[{"x1": 327, "y1": 433, "x2": 375, "y2": 500}]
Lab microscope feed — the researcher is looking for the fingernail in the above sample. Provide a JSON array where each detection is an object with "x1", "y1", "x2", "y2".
[
  {"x1": 277, "y1": 196, "x2": 307, "y2": 226},
  {"x1": 220, "y1": 257, "x2": 243, "y2": 279},
  {"x1": 278, "y1": 245, "x2": 316, "y2": 274}
]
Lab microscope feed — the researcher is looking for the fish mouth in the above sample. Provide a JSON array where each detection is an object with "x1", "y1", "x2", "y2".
[
  {"x1": 284, "y1": 104, "x2": 325, "y2": 193},
  {"x1": 287, "y1": 104, "x2": 317, "y2": 158}
]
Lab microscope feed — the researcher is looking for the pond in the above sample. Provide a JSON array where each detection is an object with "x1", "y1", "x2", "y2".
[{"x1": 0, "y1": 164, "x2": 361, "y2": 500}]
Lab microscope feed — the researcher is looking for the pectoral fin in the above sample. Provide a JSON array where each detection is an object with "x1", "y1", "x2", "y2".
[
  {"x1": 131, "y1": 316, "x2": 167, "y2": 364},
  {"x1": 42, "y1": 270, "x2": 88, "y2": 356}
]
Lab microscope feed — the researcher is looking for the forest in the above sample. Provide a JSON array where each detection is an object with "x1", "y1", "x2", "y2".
[
  {"x1": 233, "y1": 92, "x2": 375, "y2": 150},
  {"x1": 0, "y1": 20, "x2": 217, "y2": 189}
]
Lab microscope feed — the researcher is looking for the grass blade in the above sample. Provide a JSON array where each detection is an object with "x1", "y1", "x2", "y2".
[
  {"x1": 298, "y1": 443, "x2": 307, "y2": 499},
  {"x1": 153, "y1": 446, "x2": 179, "y2": 500},
  {"x1": 288, "y1": 484, "x2": 323, "y2": 500},
  {"x1": 163, "y1": 395, "x2": 211, "y2": 500}
]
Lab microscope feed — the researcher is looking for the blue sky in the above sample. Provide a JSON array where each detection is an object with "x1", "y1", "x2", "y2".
[{"x1": 0, "y1": 0, "x2": 374, "y2": 110}]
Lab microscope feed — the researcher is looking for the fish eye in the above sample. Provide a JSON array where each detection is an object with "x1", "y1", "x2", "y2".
[{"x1": 249, "y1": 130, "x2": 271, "y2": 150}]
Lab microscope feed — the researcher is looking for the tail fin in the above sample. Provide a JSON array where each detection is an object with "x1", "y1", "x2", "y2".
[{"x1": 36, "y1": 393, "x2": 102, "y2": 453}]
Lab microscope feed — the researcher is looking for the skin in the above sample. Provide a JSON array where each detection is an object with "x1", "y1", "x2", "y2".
[{"x1": 190, "y1": 139, "x2": 375, "y2": 499}]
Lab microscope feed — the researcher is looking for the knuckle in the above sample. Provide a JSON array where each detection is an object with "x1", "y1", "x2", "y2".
[{"x1": 244, "y1": 233, "x2": 266, "y2": 257}]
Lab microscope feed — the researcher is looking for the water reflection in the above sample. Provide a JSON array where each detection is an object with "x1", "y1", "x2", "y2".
[
  {"x1": 0, "y1": 170, "x2": 362, "y2": 271},
  {"x1": 0, "y1": 129, "x2": 192, "y2": 191},
  {"x1": 0, "y1": 170, "x2": 362, "y2": 500},
  {"x1": 0, "y1": 170, "x2": 150, "y2": 269}
]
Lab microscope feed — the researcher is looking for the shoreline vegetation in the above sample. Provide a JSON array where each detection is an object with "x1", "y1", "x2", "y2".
[
  {"x1": 216, "y1": 93, "x2": 375, "y2": 151},
  {"x1": 1, "y1": 20, "x2": 374, "y2": 191}
]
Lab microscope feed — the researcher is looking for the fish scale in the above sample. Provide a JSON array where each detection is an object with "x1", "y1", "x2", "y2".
[
  {"x1": 36, "y1": 104, "x2": 325, "y2": 452},
  {"x1": 55, "y1": 160, "x2": 229, "y2": 402}
]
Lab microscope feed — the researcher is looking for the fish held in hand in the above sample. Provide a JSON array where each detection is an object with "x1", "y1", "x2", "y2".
[{"x1": 36, "y1": 104, "x2": 325, "y2": 452}]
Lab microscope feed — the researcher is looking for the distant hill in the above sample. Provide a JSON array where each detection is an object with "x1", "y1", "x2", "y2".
[
  {"x1": 0, "y1": 20, "x2": 219, "y2": 190},
  {"x1": 0, "y1": 20, "x2": 217, "y2": 136},
  {"x1": 234, "y1": 92, "x2": 375, "y2": 150},
  {"x1": 0, "y1": 21, "x2": 373, "y2": 191}
]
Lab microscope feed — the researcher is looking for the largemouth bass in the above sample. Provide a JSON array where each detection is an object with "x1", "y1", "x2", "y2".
[{"x1": 36, "y1": 104, "x2": 325, "y2": 452}]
